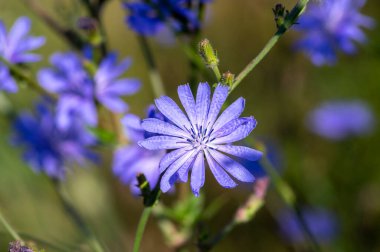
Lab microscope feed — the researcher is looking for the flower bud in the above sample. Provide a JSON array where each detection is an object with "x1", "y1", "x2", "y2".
[{"x1": 199, "y1": 39, "x2": 219, "y2": 68}]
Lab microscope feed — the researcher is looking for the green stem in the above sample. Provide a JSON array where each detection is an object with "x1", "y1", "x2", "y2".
[
  {"x1": 230, "y1": 0, "x2": 310, "y2": 93},
  {"x1": 259, "y1": 156, "x2": 320, "y2": 252},
  {"x1": 211, "y1": 65, "x2": 221, "y2": 82},
  {"x1": 260, "y1": 156, "x2": 296, "y2": 206},
  {"x1": 230, "y1": 34, "x2": 280, "y2": 92},
  {"x1": 137, "y1": 35, "x2": 165, "y2": 97},
  {"x1": 54, "y1": 181, "x2": 104, "y2": 252},
  {"x1": 200, "y1": 221, "x2": 236, "y2": 252},
  {"x1": 0, "y1": 209, "x2": 23, "y2": 242},
  {"x1": 0, "y1": 57, "x2": 54, "y2": 98},
  {"x1": 133, "y1": 206, "x2": 153, "y2": 252}
]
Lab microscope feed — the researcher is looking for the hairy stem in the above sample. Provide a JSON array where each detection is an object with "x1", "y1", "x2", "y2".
[
  {"x1": 133, "y1": 206, "x2": 153, "y2": 252},
  {"x1": 230, "y1": 0, "x2": 310, "y2": 93}
]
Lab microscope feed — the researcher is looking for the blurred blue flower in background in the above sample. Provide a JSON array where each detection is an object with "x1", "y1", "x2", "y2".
[
  {"x1": 278, "y1": 207, "x2": 339, "y2": 244},
  {"x1": 12, "y1": 99, "x2": 98, "y2": 180},
  {"x1": 0, "y1": 17, "x2": 45, "y2": 92},
  {"x1": 113, "y1": 106, "x2": 165, "y2": 195},
  {"x1": 139, "y1": 83, "x2": 262, "y2": 196},
  {"x1": 95, "y1": 53, "x2": 140, "y2": 113},
  {"x1": 38, "y1": 52, "x2": 97, "y2": 129},
  {"x1": 124, "y1": 0, "x2": 212, "y2": 36},
  {"x1": 295, "y1": 0, "x2": 374, "y2": 66},
  {"x1": 307, "y1": 100, "x2": 375, "y2": 140}
]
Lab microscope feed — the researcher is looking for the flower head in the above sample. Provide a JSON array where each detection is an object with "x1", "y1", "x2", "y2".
[
  {"x1": 95, "y1": 53, "x2": 140, "y2": 113},
  {"x1": 113, "y1": 106, "x2": 165, "y2": 195},
  {"x1": 38, "y1": 52, "x2": 97, "y2": 129},
  {"x1": 12, "y1": 99, "x2": 98, "y2": 180},
  {"x1": 0, "y1": 17, "x2": 45, "y2": 63},
  {"x1": 0, "y1": 17, "x2": 45, "y2": 93},
  {"x1": 278, "y1": 207, "x2": 339, "y2": 244},
  {"x1": 124, "y1": 0, "x2": 211, "y2": 36},
  {"x1": 306, "y1": 100, "x2": 374, "y2": 140},
  {"x1": 139, "y1": 83, "x2": 262, "y2": 196},
  {"x1": 295, "y1": 0, "x2": 374, "y2": 65}
]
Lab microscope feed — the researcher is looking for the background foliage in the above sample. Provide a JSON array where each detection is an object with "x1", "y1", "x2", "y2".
[{"x1": 1, "y1": 0, "x2": 380, "y2": 251}]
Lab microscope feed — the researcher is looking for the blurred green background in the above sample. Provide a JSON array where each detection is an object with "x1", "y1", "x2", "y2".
[{"x1": 1, "y1": 0, "x2": 380, "y2": 251}]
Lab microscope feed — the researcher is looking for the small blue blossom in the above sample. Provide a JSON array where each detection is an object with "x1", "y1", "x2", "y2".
[
  {"x1": 38, "y1": 52, "x2": 97, "y2": 129},
  {"x1": 12, "y1": 99, "x2": 98, "y2": 180},
  {"x1": 139, "y1": 83, "x2": 263, "y2": 196},
  {"x1": 124, "y1": 0, "x2": 211, "y2": 36},
  {"x1": 39, "y1": 52, "x2": 140, "y2": 129},
  {"x1": 306, "y1": 100, "x2": 375, "y2": 140},
  {"x1": 0, "y1": 64, "x2": 17, "y2": 93},
  {"x1": 295, "y1": 0, "x2": 374, "y2": 65},
  {"x1": 0, "y1": 17, "x2": 45, "y2": 92},
  {"x1": 113, "y1": 106, "x2": 165, "y2": 195},
  {"x1": 95, "y1": 53, "x2": 140, "y2": 113},
  {"x1": 278, "y1": 207, "x2": 339, "y2": 244}
]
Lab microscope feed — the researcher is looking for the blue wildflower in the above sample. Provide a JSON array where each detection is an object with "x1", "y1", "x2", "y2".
[
  {"x1": 39, "y1": 52, "x2": 140, "y2": 129},
  {"x1": 0, "y1": 17, "x2": 45, "y2": 92},
  {"x1": 278, "y1": 207, "x2": 339, "y2": 244},
  {"x1": 113, "y1": 106, "x2": 165, "y2": 195},
  {"x1": 124, "y1": 0, "x2": 211, "y2": 36},
  {"x1": 295, "y1": 0, "x2": 374, "y2": 65},
  {"x1": 38, "y1": 52, "x2": 97, "y2": 129},
  {"x1": 306, "y1": 100, "x2": 374, "y2": 140},
  {"x1": 12, "y1": 99, "x2": 98, "y2": 180},
  {"x1": 0, "y1": 65, "x2": 17, "y2": 93},
  {"x1": 139, "y1": 83, "x2": 263, "y2": 196},
  {"x1": 95, "y1": 53, "x2": 140, "y2": 113}
]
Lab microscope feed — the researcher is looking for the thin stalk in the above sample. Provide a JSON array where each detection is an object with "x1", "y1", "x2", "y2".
[
  {"x1": 230, "y1": 0, "x2": 310, "y2": 93},
  {"x1": 259, "y1": 156, "x2": 321, "y2": 252},
  {"x1": 201, "y1": 221, "x2": 236, "y2": 252},
  {"x1": 133, "y1": 206, "x2": 153, "y2": 252},
  {"x1": 137, "y1": 35, "x2": 165, "y2": 97},
  {"x1": 0, "y1": 57, "x2": 54, "y2": 98},
  {"x1": 0, "y1": 209, "x2": 23, "y2": 243},
  {"x1": 53, "y1": 181, "x2": 104, "y2": 252},
  {"x1": 230, "y1": 34, "x2": 280, "y2": 92}
]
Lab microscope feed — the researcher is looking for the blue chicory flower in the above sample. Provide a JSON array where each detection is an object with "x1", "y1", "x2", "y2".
[
  {"x1": 39, "y1": 52, "x2": 140, "y2": 129},
  {"x1": 113, "y1": 106, "x2": 165, "y2": 195},
  {"x1": 95, "y1": 53, "x2": 140, "y2": 113},
  {"x1": 139, "y1": 83, "x2": 263, "y2": 196},
  {"x1": 306, "y1": 100, "x2": 375, "y2": 140},
  {"x1": 0, "y1": 16, "x2": 45, "y2": 92},
  {"x1": 295, "y1": 0, "x2": 374, "y2": 66},
  {"x1": 12, "y1": 99, "x2": 98, "y2": 180},
  {"x1": 38, "y1": 52, "x2": 97, "y2": 129},
  {"x1": 124, "y1": 0, "x2": 211, "y2": 36},
  {"x1": 278, "y1": 207, "x2": 339, "y2": 244}
]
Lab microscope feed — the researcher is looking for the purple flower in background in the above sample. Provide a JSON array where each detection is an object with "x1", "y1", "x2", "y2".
[
  {"x1": 0, "y1": 65, "x2": 17, "y2": 93},
  {"x1": 278, "y1": 207, "x2": 339, "y2": 244},
  {"x1": 12, "y1": 99, "x2": 98, "y2": 180},
  {"x1": 95, "y1": 53, "x2": 140, "y2": 113},
  {"x1": 113, "y1": 106, "x2": 165, "y2": 195},
  {"x1": 0, "y1": 17, "x2": 45, "y2": 92},
  {"x1": 124, "y1": 0, "x2": 212, "y2": 36},
  {"x1": 38, "y1": 52, "x2": 97, "y2": 129},
  {"x1": 139, "y1": 83, "x2": 262, "y2": 196},
  {"x1": 295, "y1": 0, "x2": 374, "y2": 66},
  {"x1": 307, "y1": 100, "x2": 375, "y2": 140}
]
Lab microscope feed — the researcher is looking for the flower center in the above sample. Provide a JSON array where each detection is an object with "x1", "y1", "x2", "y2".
[{"x1": 187, "y1": 125, "x2": 214, "y2": 150}]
